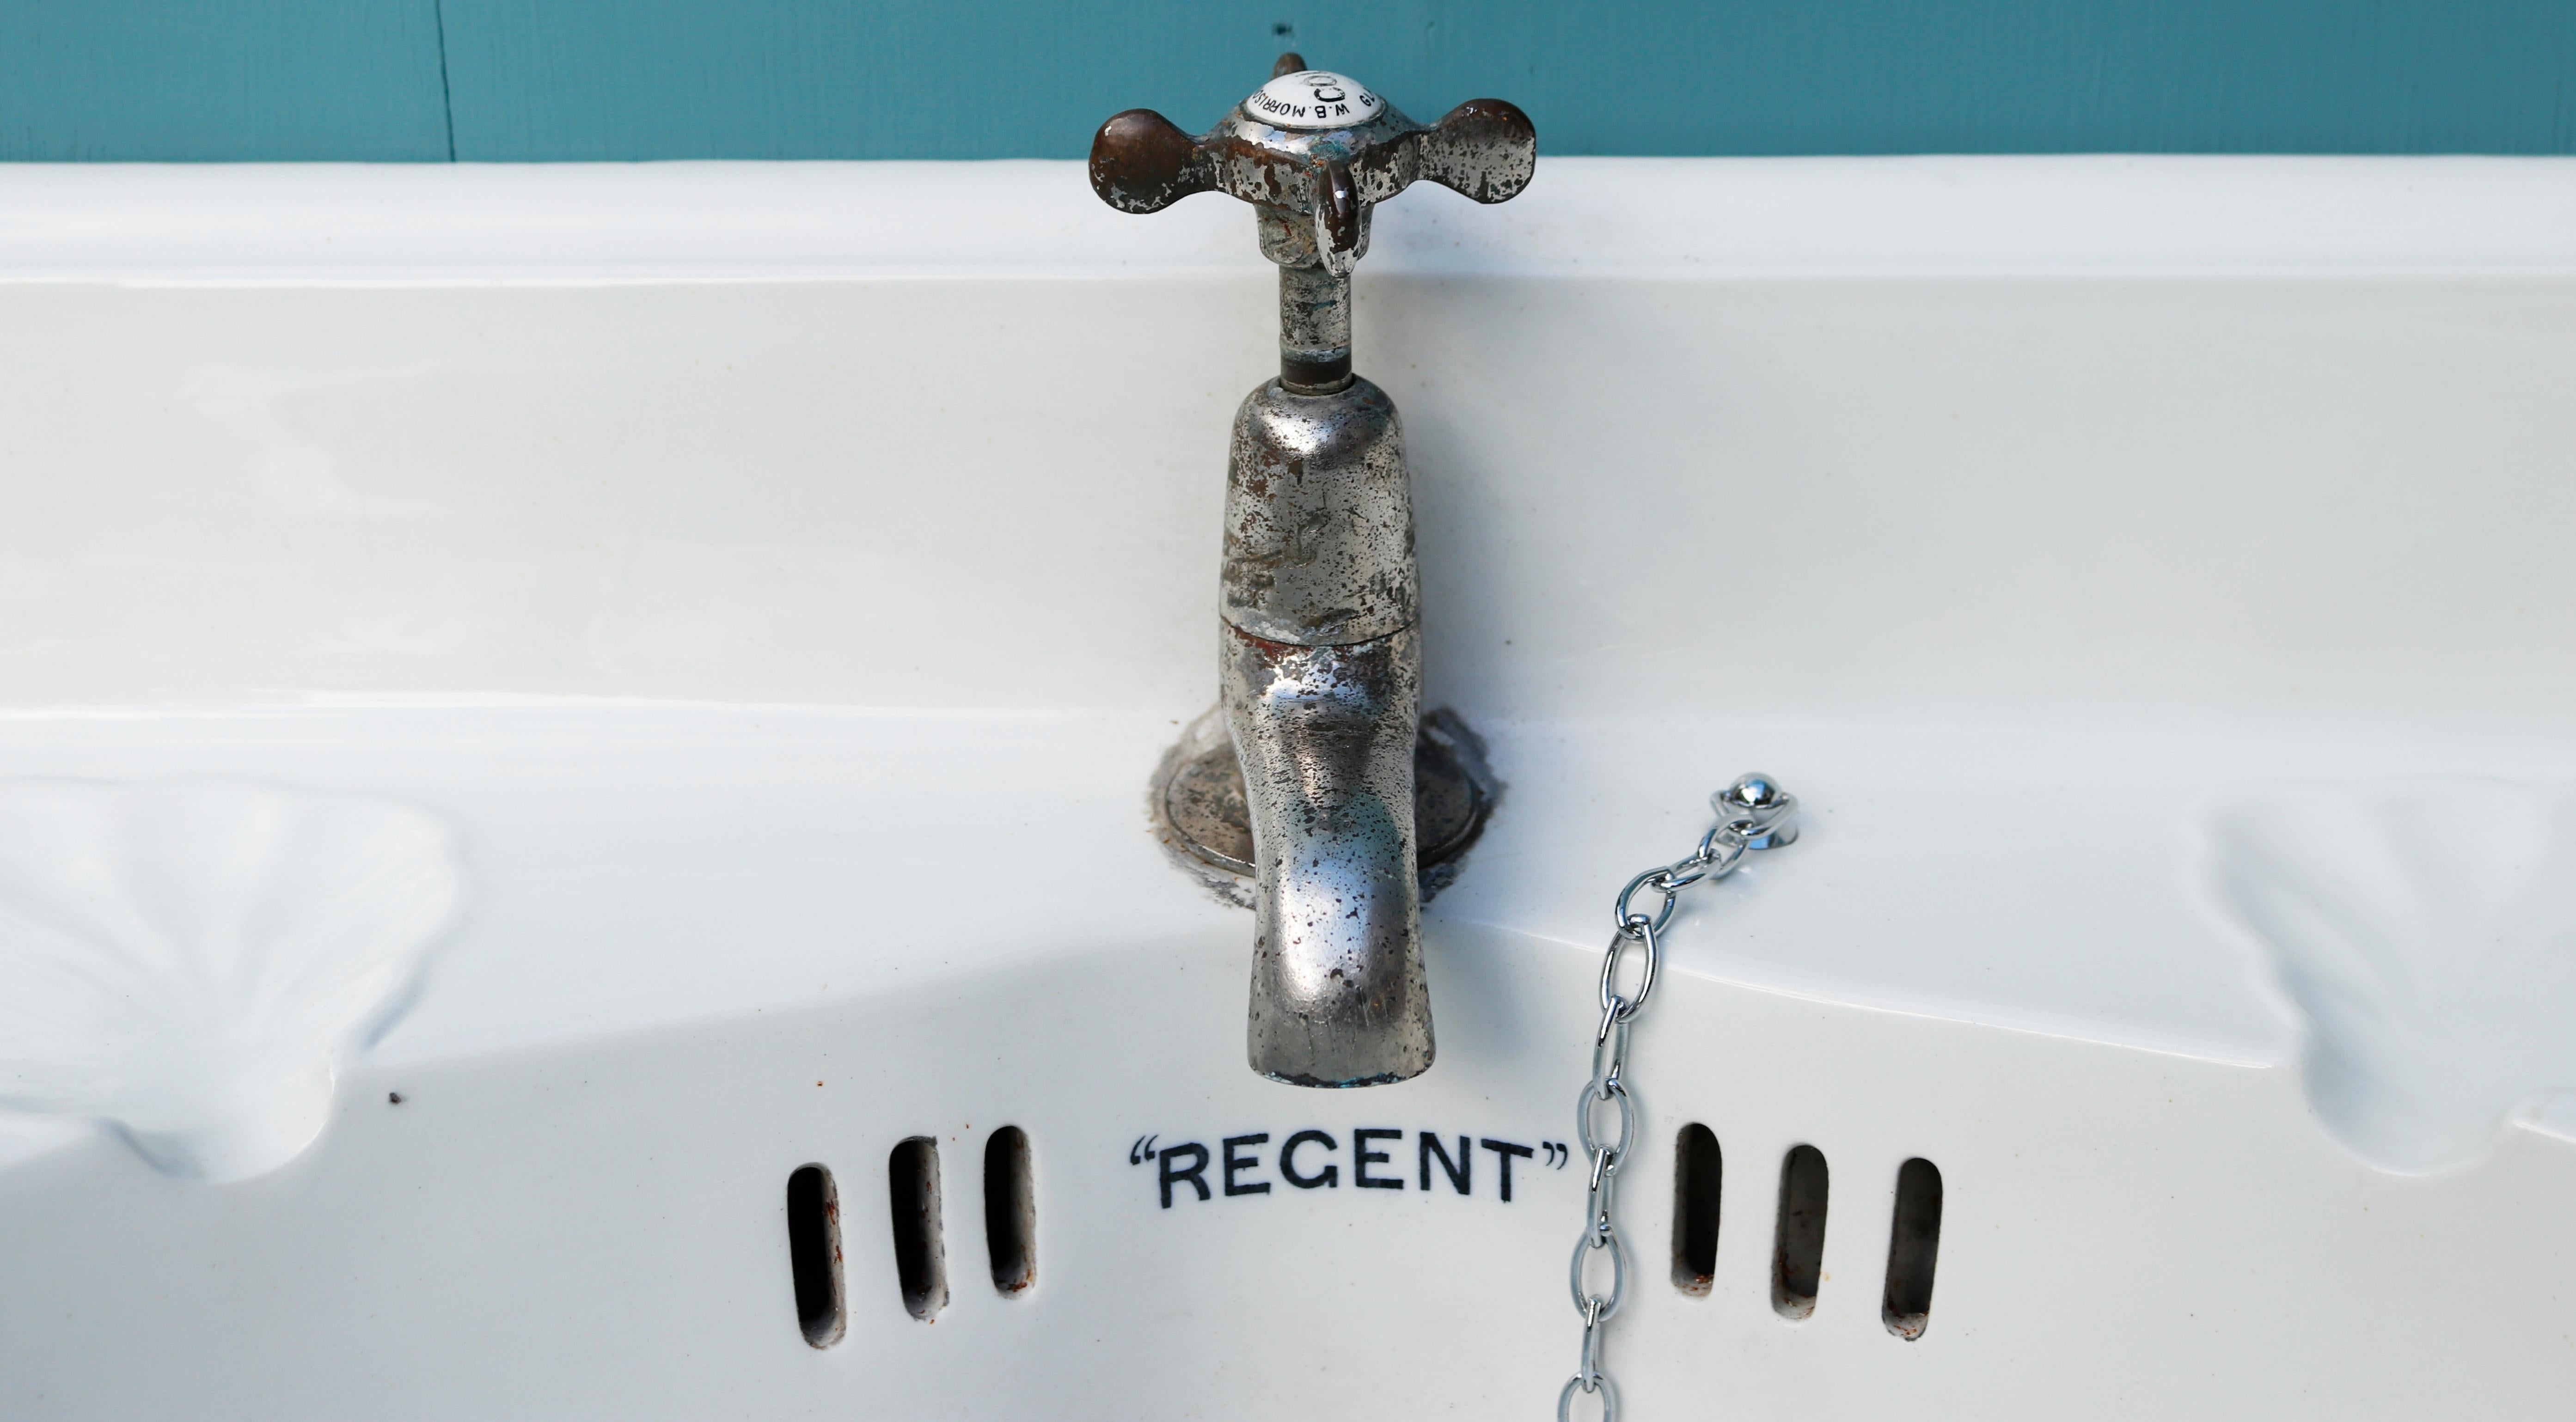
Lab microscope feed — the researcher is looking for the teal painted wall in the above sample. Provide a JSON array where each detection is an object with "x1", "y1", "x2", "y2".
[
  {"x1": 5, "y1": 0, "x2": 2572, "y2": 162},
  {"x1": 0, "y1": 1, "x2": 451, "y2": 160}
]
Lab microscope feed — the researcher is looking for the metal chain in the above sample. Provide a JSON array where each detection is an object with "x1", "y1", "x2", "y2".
[{"x1": 1557, "y1": 774, "x2": 1799, "y2": 1422}]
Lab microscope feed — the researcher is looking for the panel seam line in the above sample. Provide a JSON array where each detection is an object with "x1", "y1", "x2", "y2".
[{"x1": 432, "y1": 0, "x2": 458, "y2": 161}]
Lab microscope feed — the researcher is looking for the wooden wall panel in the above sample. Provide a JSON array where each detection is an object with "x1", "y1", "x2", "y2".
[
  {"x1": 0, "y1": 0, "x2": 450, "y2": 161},
  {"x1": 4, "y1": 0, "x2": 2572, "y2": 162}
]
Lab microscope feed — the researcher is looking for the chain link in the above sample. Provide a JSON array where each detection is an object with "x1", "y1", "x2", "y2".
[{"x1": 1555, "y1": 774, "x2": 1798, "y2": 1421}]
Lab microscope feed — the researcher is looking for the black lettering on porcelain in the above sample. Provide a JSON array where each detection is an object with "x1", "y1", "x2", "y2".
[
  {"x1": 1280, "y1": 1129, "x2": 1338, "y2": 1188},
  {"x1": 1481, "y1": 1138, "x2": 1536, "y2": 1202},
  {"x1": 1420, "y1": 1133, "x2": 1471, "y2": 1194},
  {"x1": 1157, "y1": 1141, "x2": 1210, "y2": 1208},
  {"x1": 1134, "y1": 1128, "x2": 1562, "y2": 1207},
  {"x1": 1352, "y1": 1128, "x2": 1402, "y2": 1189},
  {"x1": 1223, "y1": 1133, "x2": 1271, "y2": 1196}
]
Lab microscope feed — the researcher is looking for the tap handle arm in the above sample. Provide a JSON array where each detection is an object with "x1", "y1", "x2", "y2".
[
  {"x1": 1089, "y1": 108, "x2": 1217, "y2": 214},
  {"x1": 1413, "y1": 98, "x2": 1538, "y2": 206}
]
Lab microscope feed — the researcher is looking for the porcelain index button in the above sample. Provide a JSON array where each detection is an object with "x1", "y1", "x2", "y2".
[{"x1": 1246, "y1": 71, "x2": 1385, "y2": 130}]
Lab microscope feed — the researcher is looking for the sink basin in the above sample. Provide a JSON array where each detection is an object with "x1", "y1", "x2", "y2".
[{"x1": 0, "y1": 156, "x2": 2572, "y2": 1418}]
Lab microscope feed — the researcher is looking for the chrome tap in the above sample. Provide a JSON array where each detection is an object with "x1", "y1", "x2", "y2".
[{"x1": 1092, "y1": 56, "x2": 1536, "y2": 1087}]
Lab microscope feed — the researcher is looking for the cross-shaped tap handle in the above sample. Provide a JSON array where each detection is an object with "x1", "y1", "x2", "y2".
[{"x1": 1089, "y1": 53, "x2": 1537, "y2": 275}]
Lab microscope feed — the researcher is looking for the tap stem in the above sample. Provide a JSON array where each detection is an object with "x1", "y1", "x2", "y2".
[{"x1": 1278, "y1": 264, "x2": 1354, "y2": 393}]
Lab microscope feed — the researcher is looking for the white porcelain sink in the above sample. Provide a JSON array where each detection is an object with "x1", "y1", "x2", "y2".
[{"x1": 0, "y1": 157, "x2": 2573, "y2": 1418}]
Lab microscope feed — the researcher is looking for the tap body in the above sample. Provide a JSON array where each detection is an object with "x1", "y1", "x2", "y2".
[
  {"x1": 1223, "y1": 350, "x2": 1426, "y2": 1085},
  {"x1": 1089, "y1": 58, "x2": 1533, "y2": 1086}
]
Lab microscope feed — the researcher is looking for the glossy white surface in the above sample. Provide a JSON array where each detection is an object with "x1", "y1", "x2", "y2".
[
  {"x1": 0, "y1": 158, "x2": 2572, "y2": 1416},
  {"x1": 2, "y1": 166, "x2": 2574, "y2": 726},
  {"x1": 2214, "y1": 779, "x2": 2576, "y2": 1172},
  {"x1": 0, "y1": 778, "x2": 459, "y2": 1180},
  {"x1": 3, "y1": 157, "x2": 2573, "y2": 280}
]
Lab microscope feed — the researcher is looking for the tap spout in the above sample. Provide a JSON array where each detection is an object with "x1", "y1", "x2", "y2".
[{"x1": 1228, "y1": 626, "x2": 1426, "y2": 1086}]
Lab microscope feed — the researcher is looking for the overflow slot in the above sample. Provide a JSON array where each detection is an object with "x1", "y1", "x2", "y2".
[
  {"x1": 1670, "y1": 1123, "x2": 1722, "y2": 1295},
  {"x1": 888, "y1": 1137, "x2": 948, "y2": 1321},
  {"x1": 784, "y1": 1164, "x2": 844, "y2": 1347},
  {"x1": 1881, "y1": 1158, "x2": 1944, "y2": 1339},
  {"x1": 1771, "y1": 1144, "x2": 1830, "y2": 1320},
  {"x1": 984, "y1": 1127, "x2": 1036, "y2": 1296}
]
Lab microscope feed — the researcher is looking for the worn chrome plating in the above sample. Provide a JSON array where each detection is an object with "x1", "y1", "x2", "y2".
[
  {"x1": 1221, "y1": 377, "x2": 1413, "y2": 645},
  {"x1": 1227, "y1": 625, "x2": 1425, "y2": 1086},
  {"x1": 1090, "y1": 55, "x2": 1535, "y2": 1087}
]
